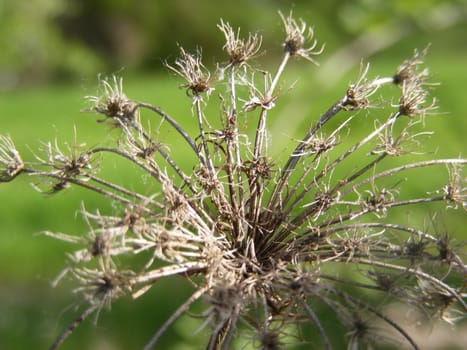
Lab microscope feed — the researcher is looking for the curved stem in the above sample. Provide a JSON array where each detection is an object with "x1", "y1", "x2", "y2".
[
  {"x1": 300, "y1": 298, "x2": 333, "y2": 350},
  {"x1": 49, "y1": 304, "x2": 97, "y2": 350},
  {"x1": 144, "y1": 285, "x2": 208, "y2": 350},
  {"x1": 268, "y1": 99, "x2": 345, "y2": 211},
  {"x1": 137, "y1": 102, "x2": 199, "y2": 157},
  {"x1": 356, "y1": 259, "x2": 467, "y2": 311},
  {"x1": 341, "y1": 159, "x2": 467, "y2": 197},
  {"x1": 85, "y1": 174, "x2": 161, "y2": 207},
  {"x1": 25, "y1": 169, "x2": 141, "y2": 209},
  {"x1": 128, "y1": 121, "x2": 194, "y2": 191}
]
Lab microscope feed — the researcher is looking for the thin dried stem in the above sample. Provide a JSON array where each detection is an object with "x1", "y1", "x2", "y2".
[
  {"x1": 49, "y1": 305, "x2": 97, "y2": 350},
  {"x1": 144, "y1": 286, "x2": 208, "y2": 350}
]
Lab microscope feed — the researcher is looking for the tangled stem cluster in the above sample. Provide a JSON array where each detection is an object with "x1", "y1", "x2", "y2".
[{"x1": 1, "y1": 12, "x2": 466, "y2": 350}]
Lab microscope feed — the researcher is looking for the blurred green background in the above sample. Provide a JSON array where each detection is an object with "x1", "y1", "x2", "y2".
[{"x1": 1, "y1": 0, "x2": 466, "y2": 349}]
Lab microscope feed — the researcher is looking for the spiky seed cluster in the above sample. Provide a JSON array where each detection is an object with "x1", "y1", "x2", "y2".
[
  {"x1": 279, "y1": 11, "x2": 324, "y2": 63},
  {"x1": 392, "y1": 48, "x2": 437, "y2": 117},
  {"x1": 343, "y1": 63, "x2": 381, "y2": 110},
  {"x1": 0, "y1": 135, "x2": 23, "y2": 182},
  {"x1": 167, "y1": 47, "x2": 214, "y2": 97},
  {"x1": 393, "y1": 48, "x2": 430, "y2": 86},
  {"x1": 86, "y1": 76, "x2": 136, "y2": 124},
  {"x1": 1, "y1": 12, "x2": 466, "y2": 350},
  {"x1": 218, "y1": 20, "x2": 262, "y2": 66},
  {"x1": 442, "y1": 165, "x2": 467, "y2": 210},
  {"x1": 399, "y1": 78, "x2": 435, "y2": 117}
]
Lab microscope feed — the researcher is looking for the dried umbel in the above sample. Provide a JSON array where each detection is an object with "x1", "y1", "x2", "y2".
[{"x1": 2, "y1": 11, "x2": 466, "y2": 350}]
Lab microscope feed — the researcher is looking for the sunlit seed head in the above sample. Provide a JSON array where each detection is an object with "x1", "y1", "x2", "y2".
[
  {"x1": 218, "y1": 20, "x2": 262, "y2": 66},
  {"x1": 279, "y1": 11, "x2": 324, "y2": 64}
]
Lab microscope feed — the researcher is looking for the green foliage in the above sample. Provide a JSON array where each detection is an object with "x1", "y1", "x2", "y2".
[
  {"x1": 1, "y1": 0, "x2": 465, "y2": 88},
  {"x1": 328, "y1": 0, "x2": 466, "y2": 34},
  {"x1": 0, "y1": 0, "x2": 103, "y2": 85}
]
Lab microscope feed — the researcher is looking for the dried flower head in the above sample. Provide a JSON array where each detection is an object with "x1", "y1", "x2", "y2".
[
  {"x1": 394, "y1": 48, "x2": 430, "y2": 86},
  {"x1": 371, "y1": 117, "x2": 433, "y2": 157},
  {"x1": 442, "y1": 164, "x2": 467, "y2": 210},
  {"x1": 344, "y1": 63, "x2": 379, "y2": 110},
  {"x1": 0, "y1": 134, "x2": 23, "y2": 182},
  {"x1": 167, "y1": 47, "x2": 214, "y2": 98},
  {"x1": 29, "y1": 129, "x2": 97, "y2": 194},
  {"x1": 218, "y1": 19, "x2": 262, "y2": 66},
  {"x1": 398, "y1": 79, "x2": 436, "y2": 117},
  {"x1": 2, "y1": 12, "x2": 466, "y2": 350},
  {"x1": 279, "y1": 11, "x2": 324, "y2": 63},
  {"x1": 86, "y1": 75, "x2": 136, "y2": 124}
]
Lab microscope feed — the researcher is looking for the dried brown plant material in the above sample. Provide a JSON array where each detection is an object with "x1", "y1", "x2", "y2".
[{"x1": 1, "y1": 12, "x2": 465, "y2": 350}]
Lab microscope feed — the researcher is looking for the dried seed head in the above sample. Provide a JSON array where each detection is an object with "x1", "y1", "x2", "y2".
[
  {"x1": 440, "y1": 165, "x2": 466, "y2": 209},
  {"x1": 167, "y1": 47, "x2": 214, "y2": 98},
  {"x1": 32, "y1": 137, "x2": 96, "y2": 193},
  {"x1": 434, "y1": 232, "x2": 459, "y2": 264},
  {"x1": 394, "y1": 48, "x2": 429, "y2": 86},
  {"x1": 371, "y1": 122, "x2": 413, "y2": 157},
  {"x1": 362, "y1": 186, "x2": 397, "y2": 218},
  {"x1": 279, "y1": 11, "x2": 324, "y2": 63},
  {"x1": 243, "y1": 156, "x2": 275, "y2": 182},
  {"x1": 402, "y1": 234, "x2": 429, "y2": 260},
  {"x1": 399, "y1": 79, "x2": 436, "y2": 117},
  {"x1": 343, "y1": 63, "x2": 380, "y2": 110},
  {"x1": 73, "y1": 267, "x2": 132, "y2": 307},
  {"x1": 0, "y1": 135, "x2": 23, "y2": 182},
  {"x1": 393, "y1": 48, "x2": 438, "y2": 118},
  {"x1": 86, "y1": 76, "x2": 136, "y2": 124},
  {"x1": 218, "y1": 20, "x2": 262, "y2": 66}
]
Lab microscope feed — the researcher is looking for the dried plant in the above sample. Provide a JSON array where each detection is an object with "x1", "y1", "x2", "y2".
[{"x1": 1, "y1": 12, "x2": 466, "y2": 350}]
